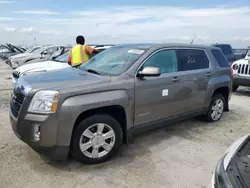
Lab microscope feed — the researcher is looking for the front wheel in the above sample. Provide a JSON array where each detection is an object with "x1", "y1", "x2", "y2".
[
  {"x1": 202, "y1": 94, "x2": 225, "y2": 122},
  {"x1": 70, "y1": 114, "x2": 123, "y2": 164}
]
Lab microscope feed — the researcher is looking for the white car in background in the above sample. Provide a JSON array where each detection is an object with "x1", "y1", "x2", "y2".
[
  {"x1": 10, "y1": 45, "x2": 64, "y2": 69},
  {"x1": 8, "y1": 46, "x2": 41, "y2": 62},
  {"x1": 12, "y1": 45, "x2": 113, "y2": 86},
  {"x1": 231, "y1": 49, "x2": 250, "y2": 91}
]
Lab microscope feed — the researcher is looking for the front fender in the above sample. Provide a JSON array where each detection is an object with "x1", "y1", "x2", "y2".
[{"x1": 56, "y1": 90, "x2": 131, "y2": 146}]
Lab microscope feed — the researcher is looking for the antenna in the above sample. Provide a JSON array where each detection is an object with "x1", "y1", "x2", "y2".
[{"x1": 190, "y1": 33, "x2": 196, "y2": 44}]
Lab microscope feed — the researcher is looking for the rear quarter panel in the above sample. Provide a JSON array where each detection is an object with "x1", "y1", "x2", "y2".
[{"x1": 204, "y1": 49, "x2": 232, "y2": 107}]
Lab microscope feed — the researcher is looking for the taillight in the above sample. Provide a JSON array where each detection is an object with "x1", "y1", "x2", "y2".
[{"x1": 229, "y1": 67, "x2": 233, "y2": 77}]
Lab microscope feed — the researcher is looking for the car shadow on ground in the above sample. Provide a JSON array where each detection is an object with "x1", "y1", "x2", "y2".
[
  {"x1": 234, "y1": 87, "x2": 250, "y2": 97},
  {"x1": 29, "y1": 114, "x2": 231, "y2": 173}
]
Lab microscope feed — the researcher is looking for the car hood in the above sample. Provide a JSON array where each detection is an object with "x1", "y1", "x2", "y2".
[
  {"x1": 18, "y1": 67, "x2": 111, "y2": 91},
  {"x1": 26, "y1": 59, "x2": 46, "y2": 64},
  {"x1": 16, "y1": 60, "x2": 70, "y2": 74},
  {"x1": 11, "y1": 53, "x2": 30, "y2": 59},
  {"x1": 14, "y1": 53, "x2": 41, "y2": 60}
]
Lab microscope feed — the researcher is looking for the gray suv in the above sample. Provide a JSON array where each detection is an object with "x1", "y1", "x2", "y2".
[{"x1": 10, "y1": 44, "x2": 232, "y2": 164}]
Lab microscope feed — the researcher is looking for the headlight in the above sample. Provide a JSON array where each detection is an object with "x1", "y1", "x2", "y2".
[
  {"x1": 28, "y1": 90, "x2": 60, "y2": 113},
  {"x1": 232, "y1": 64, "x2": 238, "y2": 70}
]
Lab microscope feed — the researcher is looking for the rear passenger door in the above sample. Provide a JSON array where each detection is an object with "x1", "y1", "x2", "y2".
[{"x1": 176, "y1": 49, "x2": 212, "y2": 112}]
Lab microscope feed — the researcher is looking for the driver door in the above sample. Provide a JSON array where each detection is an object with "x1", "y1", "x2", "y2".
[{"x1": 134, "y1": 49, "x2": 186, "y2": 126}]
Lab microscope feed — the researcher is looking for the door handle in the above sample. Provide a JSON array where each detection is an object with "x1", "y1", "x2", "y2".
[
  {"x1": 206, "y1": 72, "x2": 212, "y2": 77},
  {"x1": 172, "y1": 76, "x2": 180, "y2": 82}
]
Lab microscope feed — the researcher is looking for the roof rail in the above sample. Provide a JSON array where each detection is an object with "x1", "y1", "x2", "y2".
[{"x1": 88, "y1": 44, "x2": 115, "y2": 47}]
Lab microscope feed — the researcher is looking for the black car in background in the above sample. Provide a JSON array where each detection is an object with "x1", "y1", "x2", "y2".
[
  {"x1": 211, "y1": 134, "x2": 250, "y2": 188},
  {"x1": 211, "y1": 44, "x2": 235, "y2": 65},
  {"x1": 233, "y1": 48, "x2": 249, "y2": 61}
]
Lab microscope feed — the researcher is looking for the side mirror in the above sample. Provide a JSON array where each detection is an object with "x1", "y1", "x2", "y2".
[
  {"x1": 42, "y1": 51, "x2": 48, "y2": 56},
  {"x1": 137, "y1": 66, "x2": 161, "y2": 77}
]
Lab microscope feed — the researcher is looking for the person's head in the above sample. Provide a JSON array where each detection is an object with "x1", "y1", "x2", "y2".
[{"x1": 76, "y1": 35, "x2": 85, "y2": 45}]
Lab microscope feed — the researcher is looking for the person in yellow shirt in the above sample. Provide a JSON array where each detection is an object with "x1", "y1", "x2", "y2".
[{"x1": 68, "y1": 35, "x2": 99, "y2": 68}]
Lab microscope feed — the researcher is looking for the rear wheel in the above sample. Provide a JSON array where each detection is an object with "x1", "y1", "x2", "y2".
[
  {"x1": 202, "y1": 94, "x2": 225, "y2": 122},
  {"x1": 70, "y1": 114, "x2": 123, "y2": 164},
  {"x1": 232, "y1": 85, "x2": 239, "y2": 92}
]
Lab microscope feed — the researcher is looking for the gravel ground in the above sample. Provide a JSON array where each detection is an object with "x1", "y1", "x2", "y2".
[{"x1": 0, "y1": 60, "x2": 249, "y2": 188}]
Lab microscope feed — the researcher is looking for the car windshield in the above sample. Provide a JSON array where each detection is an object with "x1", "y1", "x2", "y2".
[
  {"x1": 31, "y1": 47, "x2": 42, "y2": 53},
  {"x1": 246, "y1": 50, "x2": 250, "y2": 56},
  {"x1": 54, "y1": 52, "x2": 68, "y2": 62},
  {"x1": 25, "y1": 46, "x2": 40, "y2": 53},
  {"x1": 214, "y1": 45, "x2": 232, "y2": 55},
  {"x1": 50, "y1": 49, "x2": 62, "y2": 58},
  {"x1": 25, "y1": 47, "x2": 35, "y2": 53},
  {"x1": 79, "y1": 47, "x2": 145, "y2": 76},
  {"x1": 34, "y1": 47, "x2": 50, "y2": 54}
]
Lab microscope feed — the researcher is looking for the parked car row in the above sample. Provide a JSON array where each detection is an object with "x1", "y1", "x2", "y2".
[
  {"x1": 11, "y1": 45, "x2": 113, "y2": 86},
  {"x1": 0, "y1": 43, "x2": 26, "y2": 60},
  {"x1": 7, "y1": 45, "x2": 70, "y2": 68}
]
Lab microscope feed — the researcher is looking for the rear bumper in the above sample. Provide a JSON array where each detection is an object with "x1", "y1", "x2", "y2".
[{"x1": 233, "y1": 75, "x2": 250, "y2": 86}]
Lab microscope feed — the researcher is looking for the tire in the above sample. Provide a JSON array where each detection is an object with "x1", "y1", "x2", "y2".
[
  {"x1": 232, "y1": 85, "x2": 239, "y2": 92},
  {"x1": 70, "y1": 114, "x2": 123, "y2": 164},
  {"x1": 202, "y1": 94, "x2": 225, "y2": 122}
]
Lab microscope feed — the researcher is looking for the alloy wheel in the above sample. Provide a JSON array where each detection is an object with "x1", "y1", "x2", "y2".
[
  {"x1": 211, "y1": 99, "x2": 224, "y2": 121},
  {"x1": 79, "y1": 123, "x2": 116, "y2": 159}
]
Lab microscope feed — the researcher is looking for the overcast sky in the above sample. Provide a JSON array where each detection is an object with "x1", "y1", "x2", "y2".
[{"x1": 0, "y1": 0, "x2": 250, "y2": 48}]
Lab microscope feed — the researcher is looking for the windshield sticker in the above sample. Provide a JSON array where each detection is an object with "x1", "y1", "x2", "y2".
[{"x1": 128, "y1": 49, "x2": 144, "y2": 54}]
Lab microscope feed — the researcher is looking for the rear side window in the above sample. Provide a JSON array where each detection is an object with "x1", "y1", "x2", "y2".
[
  {"x1": 177, "y1": 49, "x2": 209, "y2": 71},
  {"x1": 211, "y1": 49, "x2": 229, "y2": 67}
]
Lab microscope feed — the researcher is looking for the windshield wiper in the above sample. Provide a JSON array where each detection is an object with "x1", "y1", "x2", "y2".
[{"x1": 84, "y1": 69, "x2": 100, "y2": 75}]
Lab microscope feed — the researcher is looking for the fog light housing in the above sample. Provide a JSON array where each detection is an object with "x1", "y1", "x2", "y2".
[
  {"x1": 232, "y1": 64, "x2": 238, "y2": 70},
  {"x1": 32, "y1": 124, "x2": 40, "y2": 142}
]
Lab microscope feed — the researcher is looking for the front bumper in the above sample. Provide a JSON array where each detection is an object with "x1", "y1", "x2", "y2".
[
  {"x1": 211, "y1": 134, "x2": 250, "y2": 188},
  {"x1": 211, "y1": 155, "x2": 232, "y2": 188},
  {"x1": 10, "y1": 60, "x2": 19, "y2": 68},
  {"x1": 9, "y1": 109, "x2": 69, "y2": 160},
  {"x1": 233, "y1": 74, "x2": 250, "y2": 86},
  {"x1": 6, "y1": 58, "x2": 11, "y2": 65}
]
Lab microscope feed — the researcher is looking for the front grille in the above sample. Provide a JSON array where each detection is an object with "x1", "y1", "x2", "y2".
[
  {"x1": 12, "y1": 71, "x2": 20, "y2": 79},
  {"x1": 238, "y1": 64, "x2": 250, "y2": 75},
  {"x1": 10, "y1": 88, "x2": 25, "y2": 118}
]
